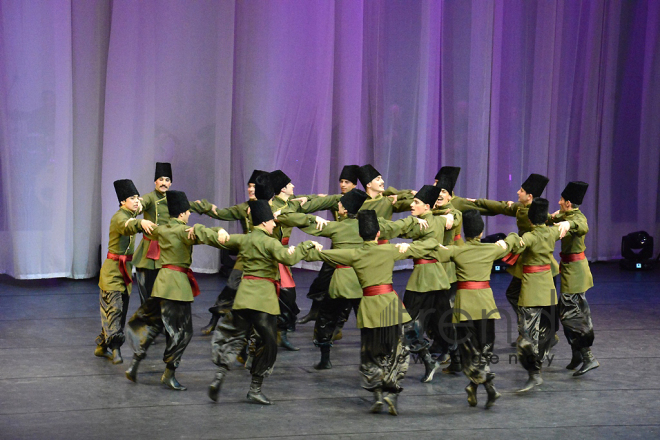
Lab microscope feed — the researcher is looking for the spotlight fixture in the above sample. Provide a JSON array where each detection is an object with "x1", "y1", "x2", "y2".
[{"x1": 620, "y1": 231, "x2": 654, "y2": 271}]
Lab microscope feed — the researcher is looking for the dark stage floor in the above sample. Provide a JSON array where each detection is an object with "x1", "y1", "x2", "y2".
[{"x1": 1, "y1": 263, "x2": 659, "y2": 439}]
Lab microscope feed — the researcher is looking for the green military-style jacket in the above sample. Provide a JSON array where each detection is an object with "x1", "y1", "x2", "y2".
[
  {"x1": 147, "y1": 220, "x2": 221, "y2": 302},
  {"x1": 197, "y1": 226, "x2": 316, "y2": 315},
  {"x1": 431, "y1": 201, "x2": 463, "y2": 283},
  {"x1": 394, "y1": 211, "x2": 451, "y2": 292},
  {"x1": 271, "y1": 194, "x2": 342, "y2": 243},
  {"x1": 99, "y1": 207, "x2": 144, "y2": 294},
  {"x1": 512, "y1": 224, "x2": 563, "y2": 307},
  {"x1": 440, "y1": 234, "x2": 522, "y2": 323},
  {"x1": 277, "y1": 212, "x2": 411, "y2": 299},
  {"x1": 133, "y1": 190, "x2": 209, "y2": 270},
  {"x1": 198, "y1": 200, "x2": 252, "y2": 271},
  {"x1": 473, "y1": 198, "x2": 559, "y2": 279},
  {"x1": 450, "y1": 195, "x2": 492, "y2": 214},
  {"x1": 359, "y1": 188, "x2": 413, "y2": 221},
  {"x1": 305, "y1": 239, "x2": 441, "y2": 328},
  {"x1": 548, "y1": 208, "x2": 593, "y2": 294}
]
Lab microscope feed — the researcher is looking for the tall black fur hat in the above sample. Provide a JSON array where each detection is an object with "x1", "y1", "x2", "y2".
[
  {"x1": 358, "y1": 210, "x2": 380, "y2": 239},
  {"x1": 561, "y1": 181, "x2": 588, "y2": 205},
  {"x1": 358, "y1": 164, "x2": 381, "y2": 188},
  {"x1": 339, "y1": 165, "x2": 360, "y2": 184},
  {"x1": 415, "y1": 185, "x2": 442, "y2": 206},
  {"x1": 166, "y1": 190, "x2": 190, "y2": 218},
  {"x1": 248, "y1": 169, "x2": 268, "y2": 185},
  {"x1": 462, "y1": 209, "x2": 485, "y2": 238},
  {"x1": 528, "y1": 197, "x2": 549, "y2": 225},
  {"x1": 435, "y1": 166, "x2": 460, "y2": 193},
  {"x1": 255, "y1": 174, "x2": 275, "y2": 201},
  {"x1": 114, "y1": 179, "x2": 139, "y2": 203},
  {"x1": 521, "y1": 173, "x2": 549, "y2": 197},
  {"x1": 154, "y1": 162, "x2": 172, "y2": 181},
  {"x1": 269, "y1": 170, "x2": 291, "y2": 194},
  {"x1": 340, "y1": 189, "x2": 369, "y2": 215},
  {"x1": 249, "y1": 200, "x2": 274, "y2": 225}
]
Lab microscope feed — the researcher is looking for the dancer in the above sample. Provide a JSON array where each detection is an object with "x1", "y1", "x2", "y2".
[
  {"x1": 125, "y1": 190, "x2": 227, "y2": 390},
  {"x1": 549, "y1": 181, "x2": 598, "y2": 376},
  {"x1": 305, "y1": 210, "x2": 443, "y2": 416},
  {"x1": 199, "y1": 199, "x2": 322, "y2": 405},
  {"x1": 96, "y1": 179, "x2": 156, "y2": 364}
]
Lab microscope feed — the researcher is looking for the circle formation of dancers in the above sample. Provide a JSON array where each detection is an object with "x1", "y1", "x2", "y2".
[{"x1": 98, "y1": 163, "x2": 597, "y2": 414}]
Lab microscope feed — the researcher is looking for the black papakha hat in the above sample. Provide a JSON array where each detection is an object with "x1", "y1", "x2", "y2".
[
  {"x1": 528, "y1": 197, "x2": 549, "y2": 225},
  {"x1": 248, "y1": 169, "x2": 268, "y2": 185},
  {"x1": 521, "y1": 173, "x2": 549, "y2": 197},
  {"x1": 255, "y1": 174, "x2": 275, "y2": 201},
  {"x1": 462, "y1": 209, "x2": 485, "y2": 238},
  {"x1": 269, "y1": 170, "x2": 291, "y2": 194},
  {"x1": 358, "y1": 210, "x2": 380, "y2": 239},
  {"x1": 114, "y1": 179, "x2": 140, "y2": 203},
  {"x1": 249, "y1": 200, "x2": 274, "y2": 225},
  {"x1": 435, "y1": 166, "x2": 460, "y2": 193},
  {"x1": 154, "y1": 162, "x2": 172, "y2": 181},
  {"x1": 340, "y1": 189, "x2": 369, "y2": 215},
  {"x1": 339, "y1": 165, "x2": 360, "y2": 185},
  {"x1": 561, "y1": 181, "x2": 588, "y2": 205},
  {"x1": 166, "y1": 190, "x2": 190, "y2": 218},
  {"x1": 415, "y1": 185, "x2": 442, "y2": 207},
  {"x1": 358, "y1": 164, "x2": 381, "y2": 189}
]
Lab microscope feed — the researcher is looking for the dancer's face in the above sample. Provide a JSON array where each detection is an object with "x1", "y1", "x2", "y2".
[
  {"x1": 247, "y1": 183, "x2": 256, "y2": 200},
  {"x1": 121, "y1": 195, "x2": 140, "y2": 212},
  {"x1": 411, "y1": 198, "x2": 430, "y2": 216},
  {"x1": 339, "y1": 179, "x2": 356, "y2": 194},
  {"x1": 155, "y1": 177, "x2": 171, "y2": 193},
  {"x1": 367, "y1": 176, "x2": 385, "y2": 193}
]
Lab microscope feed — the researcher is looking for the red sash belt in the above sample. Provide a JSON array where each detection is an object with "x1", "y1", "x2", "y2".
[
  {"x1": 377, "y1": 239, "x2": 389, "y2": 245},
  {"x1": 162, "y1": 264, "x2": 201, "y2": 297},
  {"x1": 560, "y1": 252, "x2": 586, "y2": 263},
  {"x1": 413, "y1": 258, "x2": 438, "y2": 265},
  {"x1": 363, "y1": 284, "x2": 394, "y2": 296},
  {"x1": 143, "y1": 236, "x2": 161, "y2": 260},
  {"x1": 336, "y1": 264, "x2": 352, "y2": 269},
  {"x1": 243, "y1": 275, "x2": 281, "y2": 298},
  {"x1": 107, "y1": 253, "x2": 133, "y2": 286},
  {"x1": 278, "y1": 263, "x2": 295, "y2": 288},
  {"x1": 454, "y1": 234, "x2": 462, "y2": 241},
  {"x1": 281, "y1": 237, "x2": 290, "y2": 245},
  {"x1": 501, "y1": 253, "x2": 520, "y2": 265},
  {"x1": 523, "y1": 264, "x2": 551, "y2": 274},
  {"x1": 457, "y1": 281, "x2": 490, "y2": 290}
]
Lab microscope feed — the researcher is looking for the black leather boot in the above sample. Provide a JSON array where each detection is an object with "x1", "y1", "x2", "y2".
[
  {"x1": 383, "y1": 393, "x2": 399, "y2": 416},
  {"x1": 208, "y1": 368, "x2": 227, "y2": 402},
  {"x1": 442, "y1": 351, "x2": 462, "y2": 374},
  {"x1": 369, "y1": 388, "x2": 384, "y2": 413},
  {"x1": 566, "y1": 348, "x2": 583, "y2": 370},
  {"x1": 420, "y1": 349, "x2": 440, "y2": 383},
  {"x1": 247, "y1": 376, "x2": 271, "y2": 405},
  {"x1": 314, "y1": 345, "x2": 332, "y2": 370},
  {"x1": 201, "y1": 313, "x2": 220, "y2": 336},
  {"x1": 278, "y1": 330, "x2": 299, "y2": 351},
  {"x1": 94, "y1": 345, "x2": 113, "y2": 360},
  {"x1": 574, "y1": 348, "x2": 599, "y2": 376},
  {"x1": 465, "y1": 382, "x2": 478, "y2": 407},
  {"x1": 161, "y1": 367, "x2": 186, "y2": 391},
  {"x1": 125, "y1": 357, "x2": 140, "y2": 382},
  {"x1": 111, "y1": 348, "x2": 123, "y2": 365},
  {"x1": 297, "y1": 300, "x2": 321, "y2": 324},
  {"x1": 484, "y1": 373, "x2": 501, "y2": 408},
  {"x1": 517, "y1": 371, "x2": 543, "y2": 393}
]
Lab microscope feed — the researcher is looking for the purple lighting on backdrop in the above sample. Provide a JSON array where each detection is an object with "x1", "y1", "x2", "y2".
[{"x1": 0, "y1": 0, "x2": 659, "y2": 279}]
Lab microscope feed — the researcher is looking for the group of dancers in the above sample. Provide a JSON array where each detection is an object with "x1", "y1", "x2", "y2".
[{"x1": 96, "y1": 161, "x2": 598, "y2": 414}]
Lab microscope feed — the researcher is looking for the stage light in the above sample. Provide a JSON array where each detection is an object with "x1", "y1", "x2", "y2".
[
  {"x1": 482, "y1": 232, "x2": 509, "y2": 273},
  {"x1": 620, "y1": 231, "x2": 655, "y2": 271}
]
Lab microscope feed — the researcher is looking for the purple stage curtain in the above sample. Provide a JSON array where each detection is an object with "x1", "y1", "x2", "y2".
[{"x1": 0, "y1": 0, "x2": 658, "y2": 278}]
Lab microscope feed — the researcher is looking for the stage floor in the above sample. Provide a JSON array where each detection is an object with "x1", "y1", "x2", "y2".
[{"x1": 1, "y1": 262, "x2": 659, "y2": 439}]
